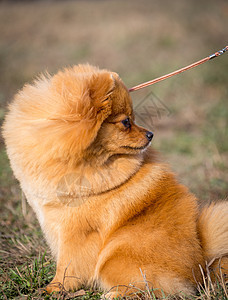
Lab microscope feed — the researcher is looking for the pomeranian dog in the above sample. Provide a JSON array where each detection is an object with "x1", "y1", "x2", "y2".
[{"x1": 3, "y1": 64, "x2": 228, "y2": 298}]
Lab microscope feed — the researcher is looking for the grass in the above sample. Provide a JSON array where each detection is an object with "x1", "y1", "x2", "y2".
[
  {"x1": 1, "y1": 253, "x2": 54, "y2": 299},
  {"x1": 0, "y1": 0, "x2": 227, "y2": 298}
]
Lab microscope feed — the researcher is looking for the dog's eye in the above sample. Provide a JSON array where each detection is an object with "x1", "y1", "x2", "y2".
[{"x1": 121, "y1": 118, "x2": 131, "y2": 129}]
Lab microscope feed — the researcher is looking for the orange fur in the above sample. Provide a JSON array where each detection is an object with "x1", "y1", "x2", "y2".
[{"x1": 2, "y1": 64, "x2": 228, "y2": 298}]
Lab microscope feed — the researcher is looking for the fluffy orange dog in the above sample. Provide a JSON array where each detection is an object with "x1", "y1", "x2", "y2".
[{"x1": 3, "y1": 65, "x2": 228, "y2": 298}]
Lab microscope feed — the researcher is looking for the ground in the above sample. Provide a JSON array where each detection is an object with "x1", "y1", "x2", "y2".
[{"x1": 0, "y1": 0, "x2": 227, "y2": 299}]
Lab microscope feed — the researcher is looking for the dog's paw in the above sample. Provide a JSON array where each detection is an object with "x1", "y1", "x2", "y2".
[
  {"x1": 101, "y1": 291, "x2": 121, "y2": 300},
  {"x1": 45, "y1": 281, "x2": 63, "y2": 294}
]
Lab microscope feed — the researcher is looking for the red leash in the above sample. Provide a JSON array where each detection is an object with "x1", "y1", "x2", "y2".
[{"x1": 129, "y1": 46, "x2": 228, "y2": 92}]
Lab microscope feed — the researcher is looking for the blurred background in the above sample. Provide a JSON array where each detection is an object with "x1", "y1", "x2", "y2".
[{"x1": 0, "y1": 0, "x2": 227, "y2": 295}]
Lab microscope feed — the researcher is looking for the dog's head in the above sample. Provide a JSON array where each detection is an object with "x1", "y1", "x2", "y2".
[
  {"x1": 50, "y1": 64, "x2": 153, "y2": 163},
  {"x1": 90, "y1": 73, "x2": 153, "y2": 160}
]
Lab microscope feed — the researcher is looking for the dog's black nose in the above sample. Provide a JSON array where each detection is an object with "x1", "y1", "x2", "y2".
[{"x1": 146, "y1": 131, "x2": 153, "y2": 141}]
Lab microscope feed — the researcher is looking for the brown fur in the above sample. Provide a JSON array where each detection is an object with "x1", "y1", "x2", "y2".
[{"x1": 2, "y1": 64, "x2": 228, "y2": 298}]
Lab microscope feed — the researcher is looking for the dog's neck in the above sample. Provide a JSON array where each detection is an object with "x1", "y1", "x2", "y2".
[{"x1": 55, "y1": 152, "x2": 145, "y2": 205}]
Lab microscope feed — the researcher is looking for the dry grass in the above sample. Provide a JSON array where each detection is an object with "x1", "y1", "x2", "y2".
[{"x1": 0, "y1": 0, "x2": 227, "y2": 298}]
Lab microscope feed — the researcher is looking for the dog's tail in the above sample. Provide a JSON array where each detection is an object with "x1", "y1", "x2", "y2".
[{"x1": 198, "y1": 201, "x2": 228, "y2": 273}]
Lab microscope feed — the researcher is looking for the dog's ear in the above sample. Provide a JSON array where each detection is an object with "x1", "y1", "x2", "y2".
[
  {"x1": 63, "y1": 71, "x2": 116, "y2": 155},
  {"x1": 67, "y1": 71, "x2": 116, "y2": 155},
  {"x1": 88, "y1": 72, "x2": 115, "y2": 122},
  {"x1": 90, "y1": 72, "x2": 115, "y2": 100}
]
